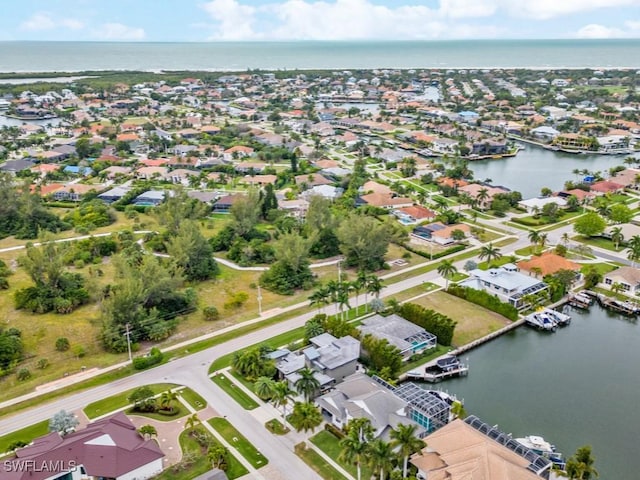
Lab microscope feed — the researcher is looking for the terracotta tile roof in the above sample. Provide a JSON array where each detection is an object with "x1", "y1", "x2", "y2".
[
  {"x1": 360, "y1": 192, "x2": 413, "y2": 208},
  {"x1": 517, "y1": 252, "x2": 580, "y2": 277},
  {"x1": 397, "y1": 205, "x2": 436, "y2": 220}
]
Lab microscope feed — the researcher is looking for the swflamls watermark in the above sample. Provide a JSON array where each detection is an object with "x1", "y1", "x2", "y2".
[{"x1": 3, "y1": 460, "x2": 78, "y2": 473}]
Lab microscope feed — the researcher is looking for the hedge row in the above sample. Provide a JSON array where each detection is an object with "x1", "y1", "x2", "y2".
[
  {"x1": 132, "y1": 347, "x2": 164, "y2": 370},
  {"x1": 447, "y1": 285, "x2": 519, "y2": 321},
  {"x1": 403, "y1": 243, "x2": 466, "y2": 261},
  {"x1": 397, "y1": 303, "x2": 457, "y2": 346}
]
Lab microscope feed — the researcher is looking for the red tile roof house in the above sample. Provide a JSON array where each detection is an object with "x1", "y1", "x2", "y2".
[
  {"x1": 589, "y1": 180, "x2": 625, "y2": 195},
  {"x1": 0, "y1": 412, "x2": 164, "y2": 480}
]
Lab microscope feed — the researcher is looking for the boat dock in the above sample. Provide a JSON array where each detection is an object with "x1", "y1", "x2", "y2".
[
  {"x1": 579, "y1": 290, "x2": 640, "y2": 315},
  {"x1": 405, "y1": 360, "x2": 469, "y2": 383},
  {"x1": 567, "y1": 291, "x2": 593, "y2": 309},
  {"x1": 524, "y1": 308, "x2": 571, "y2": 332}
]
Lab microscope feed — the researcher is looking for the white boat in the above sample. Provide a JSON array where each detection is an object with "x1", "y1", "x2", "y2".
[{"x1": 515, "y1": 435, "x2": 555, "y2": 454}]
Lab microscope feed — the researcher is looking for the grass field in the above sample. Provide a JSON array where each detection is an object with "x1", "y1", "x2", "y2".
[
  {"x1": 295, "y1": 442, "x2": 349, "y2": 480},
  {"x1": 208, "y1": 417, "x2": 268, "y2": 469},
  {"x1": 580, "y1": 263, "x2": 619, "y2": 275},
  {"x1": 179, "y1": 387, "x2": 207, "y2": 411},
  {"x1": 310, "y1": 430, "x2": 373, "y2": 480},
  {"x1": 411, "y1": 291, "x2": 511, "y2": 346},
  {"x1": 211, "y1": 373, "x2": 259, "y2": 410},
  {"x1": 0, "y1": 420, "x2": 49, "y2": 454},
  {"x1": 573, "y1": 235, "x2": 622, "y2": 253},
  {"x1": 83, "y1": 383, "x2": 178, "y2": 419}
]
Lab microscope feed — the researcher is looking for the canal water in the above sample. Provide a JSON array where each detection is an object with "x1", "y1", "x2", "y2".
[
  {"x1": 437, "y1": 304, "x2": 638, "y2": 480},
  {"x1": 466, "y1": 145, "x2": 640, "y2": 199}
]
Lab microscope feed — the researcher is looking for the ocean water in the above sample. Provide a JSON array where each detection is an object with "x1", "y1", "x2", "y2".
[{"x1": 0, "y1": 40, "x2": 639, "y2": 73}]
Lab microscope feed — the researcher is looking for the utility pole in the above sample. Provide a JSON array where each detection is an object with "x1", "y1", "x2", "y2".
[
  {"x1": 338, "y1": 259, "x2": 342, "y2": 283},
  {"x1": 257, "y1": 284, "x2": 263, "y2": 316},
  {"x1": 124, "y1": 323, "x2": 133, "y2": 363}
]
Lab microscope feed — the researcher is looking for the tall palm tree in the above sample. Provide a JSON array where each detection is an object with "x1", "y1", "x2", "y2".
[
  {"x1": 479, "y1": 243, "x2": 502, "y2": 266},
  {"x1": 272, "y1": 381, "x2": 294, "y2": 424},
  {"x1": 339, "y1": 430, "x2": 368, "y2": 480},
  {"x1": 289, "y1": 401, "x2": 323, "y2": 433},
  {"x1": 254, "y1": 376, "x2": 277, "y2": 401},
  {"x1": 367, "y1": 439, "x2": 396, "y2": 480},
  {"x1": 366, "y1": 275, "x2": 384, "y2": 311},
  {"x1": 351, "y1": 276, "x2": 364, "y2": 315},
  {"x1": 390, "y1": 424, "x2": 425, "y2": 479},
  {"x1": 357, "y1": 270, "x2": 369, "y2": 311},
  {"x1": 538, "y1": 232, "x2": 548, "y2": 252},
  {"x1": 326, "y1": 280, "x2": 341, "y2": 315},
  {"x1": 527, "y1": 229, "x2": 540, "y2": 250},
  {"x1": 294, "y1": 367, "x2": 320, "y2": 402},
  {"x1": 610, "y1": 226, "x2": 624, "y2": 250},
  {"x1": 437, "y1": 259, "x2": 458, "y2": 290},
  {"x1": 337, "y1": 285, "x2": 351, "y2": 320},
  {"x1": 476, "y1": 188, "x2": 489, "y2": 210},
  {"x1": 626, "y1": 235, "x2": 640, "y2": 266}
]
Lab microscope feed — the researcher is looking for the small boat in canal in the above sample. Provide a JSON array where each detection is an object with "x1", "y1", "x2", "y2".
[{"x1": 515, "y1": 435, "x2": 566, "y2": 470}]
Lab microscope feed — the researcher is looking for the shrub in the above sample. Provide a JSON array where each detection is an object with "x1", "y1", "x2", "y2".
[
  {"x1": 7, "y1": 440, "x2": 28, "y2": 451},
  {"x1": 37, "y1": 358, "x2": 49, "y2": 370},
  {"x1": 447, "y1": 285, "x2": 519, "y2": 321},
  {"x1": 324, "y1": 422, "x2": 346, "y2": 438},
  {"x1": 0, "y1": 277, "x2": 9, "y2": 290},
  {"x1": 72, "y1": 345, "x2": 86, "y2": 358},
  {"x1": 17, "y1": 368, "x2": 31, "y2": 381},
  {"x1": 203, "y1": 305, "x2": 220, "y2": 321},
  {"x1": 55, "y1": 337, "x2": 70, "y2": 352},
  {"x1": 223, "y1": 291, "x2": 249, "y2": 310},
  {"x1": 132, "y1": 347, "x2": 164, "y2": 370}
]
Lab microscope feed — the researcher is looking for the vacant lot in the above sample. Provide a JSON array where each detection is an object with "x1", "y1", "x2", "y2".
[{"x1": 412, "y1": 291, "x2": 511, "y2": 346}]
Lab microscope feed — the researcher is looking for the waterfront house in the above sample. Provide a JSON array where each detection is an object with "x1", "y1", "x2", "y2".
[
  {"x1": 459, "y1": 264, "x2": 548, "y2": 308},
  {"x1": 517, "y1": 252, "x2": 581, "y2": 278},
  {"x1": 359, "y1": 314, "x2": 437, "y2": 360},
  {"x1": 518, "y1": 196, "x2": 567, "y2": 213},
  {"x1": 410, "y1": 416, "x2": 552, "y2": 480},
  {"x1": 589, "y1": 180, "x2": 624, "y2": 195},
  {"x1": 315, "y1": 373, "x2": 429, "y2": 440},
  {"x1": 0, "y1": 412, "x2": 165, "y2": 480},
  {"x1": 603, "y1": 266, "x2": 640, "y2": 293}
]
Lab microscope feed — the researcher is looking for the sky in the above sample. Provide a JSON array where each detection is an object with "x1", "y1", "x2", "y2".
[{"x1": 3, "y1": 0, "x2": 640, "y2": 42}]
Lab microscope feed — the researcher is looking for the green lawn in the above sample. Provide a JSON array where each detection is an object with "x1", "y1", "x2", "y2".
[
  {"x1": 477, "y1": 256, "x2": 517, "y2": 271},
  {"x1": 573, "y1": 235, "x2": 622, "y2": 253},
  {"x1": 295, "y1": 443, "x2": 349, "y2": 480},
  {"x1": 0, "y1": 420, "x2": 49, "y2": 454},
  {"x1": 265, "y1": 418, "x2": 290, "y2": 435},
  {"x1": 179, "y1": 387, "x2": 207, "y2": 411},
  {"x1": 211, "y1": 373, "x2": 259, "y2": 410},
  {"x1": 411, "y1": 291, "x2": 512, "y2": 346},
  {"x1": 155, "y1": 427, "x2": 248, "y2": 480},
  {"x1": 580, "y1": 263, "x2": 619, "y2": 275},
  {"x1": 83, "y1": 383, "x2": 178, "y2": 419},
  {"x1": 208, "y1": 417, "x2": 268, "y2": 469},
  {"x1": 310, "y1": 430, "x2": 373, "y2": 480},
  {"x1": 450, "y1": 272, "x2": 468, "y2": 282},
  {"x1": 401, "y1": 345, "x2": 448, "y2": 373}
]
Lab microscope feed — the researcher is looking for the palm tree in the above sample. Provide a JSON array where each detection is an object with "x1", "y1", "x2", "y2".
[
  {"x1": 527, "y1": 230, "x2": 540, "y2": 251},
  {"x1": 626, "y1": 235, "x2": 640, "y2": 266},
  {"x1": 337, "y1": 285, "x2": 351, "y2": 320},
  {"x1": 538, "y1": 232, "x2": 548, "y2": 252},
  {"x1": 390, "y1": 424, "x2": 425, "y2": 478},
  {"x1": 564, "y1": 445, "x2": 599, "y2": 479},
  {"x1": 366, "y1": 275, "x2": 384, "y2": 311},
  {"x1": 289, "y1": 401, "x2": 323, "y2": 433},
  {"x1": 437, "y1": 259, "x2": 458, "y2": 290},
  {"x1": 477, "y1": 188, "x2": 489, "y2": 210},
  {"x1": 339, "y1": 430, "x2": 368, "y2": 480},
  {"x1": 160, "y1": 390, "x2": 178, "y2": 413},
  {"x1": 308, "y1": 289, "x2": 327, "y2": 312},
  {"x1": 351, "y1": 276, "x2": 364, "y2": 315},
  {"x1": 610, "y1": 226, "x2": 624, "y2": 250},
  {"x1": 272, "y1": 381, "x2": 294, "y2": 424},
  {"x1": 138, "y1": 424, "x2": 157, "y2": 439},
  {"x1": 294, "y1": 367, "x2": 320, "y2": 402},
  {"x1": 326, "y1": 280, "x2": 341, "y2": 315},
  {"x1": 561, "y1": 232, "x2": 570, "y2": 246},
  {"x1": 254, "y1": 376, "x2": 277, "y2": 401},
  {"x1": 611, "y1": 282, "x2": 625, "y2": 295},
  {"x1": 367, "y1": 438, "x2": 396, "y2": 480},
  {"x1": 185, "y1": 413, "x2": 201, "y2": 431},
  {"x1": 479, "y1": 243, "x2": 502, "y2": 266},
  {"x1": 357, "y1": 270, "x2": 369, "y2": 311}
]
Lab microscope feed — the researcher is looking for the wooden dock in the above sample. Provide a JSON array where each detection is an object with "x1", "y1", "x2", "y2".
[
  {"x1": 405, "y1": 365, "x2": 469, "y2": 383},
  {"x1": 579, "y1": 290, "x2": 640, "y2": 315}
]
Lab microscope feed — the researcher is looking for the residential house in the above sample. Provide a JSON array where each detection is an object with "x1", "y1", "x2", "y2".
[
  {"x1": 223, "y1": 145, "x2": 254, "y2": 162},
  {"x1": 30, "y1": 163, "x2": 62, "y2": 177},
  {"x1": 412, "y1": 222, "x2": 471, "y2": 246},
  {"x1": 471, "y1": 139, "x2": 508, "y2": 156},
  {"x1": 429, "y1": 137, "x2": 458, "y2": 155},
  {"x1": 295, "y1": 173, "x2": 333, "y2": 188},
  {"x1": 187, "y1": 190, "x2": 218, "y2": 205},
  {"x1": 458, "y1": 183, "x2": 509, "y2": 208},
  {"x1": 97, "y1": 186, "x2": 131, "y2": 204},
  {"x1": 102, "y1": 166, "x2": 132, "y2": 179},
  {"x1": 359, "y1": 314, "x2": 437, "y2": 360},
  {"x1": 361, "y1": 180, "x2": 392, "y2": 196},
  {"x1": 603, "y1": 266, "x2": 640, "y2": 294},
  {"x1": 277, "y1": 198, "x2": 309, "y2": 219},
  {"x1": 518, "y1": 196, "x2": 567, "y2": 213},
  {"x1": 136, "y1": 166, "x2": 169, "y2": 180},
  {"x1": 53, "y1": 184, "x2": 100, "y2": 202},
  {"x1": 589, "y1": 180, "x2": 624, "y2": 195},
  {"x1": 0, "y1": 159, "x2": 37, "y2": 174},
  {"x1": 530, "y1": 125, "x2": 560, "y2": 141},
  {"x1": 241, "y1": 174, "x2": 278, "y2": 186},
  {"x1": 166, "y1": 168, "x2": 199, "y2": 185},
  {"x1": 301, "y1": 185, "x2": 344, "y2": 201},
  {"x1": 133, "y1": 190, "x2": 168, "y2": 206},
  {"x1": 410, "y1": 416, "x2": 553, "y2": 480},
  {"x1": 213, "y1": 194, "x2": 245, "y2": 213},
  {"x1": 517, "y1": 252, "x2": 581, "y2": 278},
  {"x1": 0, "y1": 412, "x2": 165, "y2": 480},
  {"x1": 356, "y1": 192, "x2": 413, "y2": 209},
  {"x1": 234, "y1": 162, "x2": 267, "y2": 174},
  {"x1": 63, "y1": 165, "x2": 93, "y2": 177},
  {"x1": 393, "y1": 205, "x2": 437, "y2": 225},
  {"x1": 459, "y1": 264, "x2": 548, "y2": 308}
]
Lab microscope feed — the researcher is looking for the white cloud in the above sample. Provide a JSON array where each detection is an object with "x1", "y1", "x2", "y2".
[
  {"x1": 575, "y1": 20, "x2": 640, "y2": 38},
  {"x1": 20, "y1": 12, "x2": 84, "y2": 31},
  {"x1": 95, "y1": 23, "x2": 146, "y2": 41},
  {"x1": 438, "y1": 0, "x2": 498, "y2": 18},
  {"x1": 201, "y1": 0, "x2": 501, "y2": 40},
  {"x1": 502, "y1": 0, "x2": 640, "y2": 20},
  {"x1": 201, "y1": 0, "x2": 258, "y2": 40}
]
